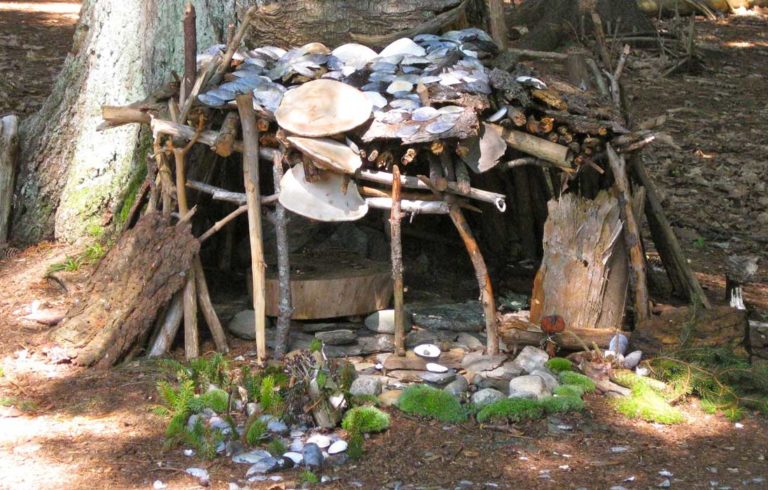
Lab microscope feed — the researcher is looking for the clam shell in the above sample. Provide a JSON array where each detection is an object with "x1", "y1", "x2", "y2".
[
  {"x1": 379, "y1": 38, "x2": 426, "y2": 58},
  {"x1": 414, "y1": 344, "x2": 441, "y2": 359},
  {"x1": 363, "y1": 91, "x2": 388, "y2": 109},
  {"x1": 197, "y1": 93, "x2": 227, "y2": 107},
  {"x1": 331, "y1": 43, "x2": 378, "y2": 70},
  {"x1": 286, "y1": 136, "x2": 363, "y2": 174},
  {"x1": 395, "y1": 125, "x2": 420, "y2": 138},
  {"x1": 327, "y1": 440, "x2": 348, "y2": 455},
  {"x1": 411, "y1": 106, "x2": 439, "y2": 122},
  {"x1": 389, "y1": 99, "x2": 420, "y2": 110},
  {"x1": 426, "y1": 363, "x2": 448, "y2": 373},
  {"x1": 386, "y1": 80, "x2": 414, "y2": 94},
  {"x1": 278, "y1": 164, "x2": 368, "y2": 222}
]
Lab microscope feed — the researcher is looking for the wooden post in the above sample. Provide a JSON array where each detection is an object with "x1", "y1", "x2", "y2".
[
  {"x1": 183, "y1": 266, "x2": 199, "y2": 358},
  {"x1": 0, "y1": 115, "x2": 19, "y2": 243},
  {"x1": 272, "y1": 149, "x2": 292, "y2": 359},
  {"x1": 391, "y1": 165, "x2": 406, "y2": 357},
  {"x1": 236, "y1": 93, "x2": 267, "y2": 362},
  {"x1": 607, "y1": 145, "x2": 650, "y2": 323},
  {"x1": 448, "y1": 201, "x2": 498, "y2": 355},
  {"x1": 485, "y1": 0, "x2": 508, "y2": 49},
  {"x1": 148, "y1": 292, "x2": 184, "y2": 357},
  {"x1": 182, "y1": 2, "x2": 197, "y2": 106},
  {"x1": 194, "y1": 258, "x2": 229, "y2": 353}
]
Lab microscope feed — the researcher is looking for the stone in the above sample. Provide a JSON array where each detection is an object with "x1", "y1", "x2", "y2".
[
  {"x1": 443, "y1": 376, "x2": 469, "y2": 397},
  {"x1": 226, "y1": 310, "x2": 267, "y2": 340},
  {"x1": 461, "y1": 352, "x2": 507, "y2": 372},
  {"x1": 622, "y1": 351, "x2": 643, "y2": 369},
  {"x1": 378, "y1": 390, "x2": 403, "y2": 407},
  {"x1": 324, "y1": 344, "x2": 364, "y2": 358},
  {"x1": 478, "y1": 360, "x2": 523, "y2": 381},
  {"x1": 530, "y1": 369, "x2": 559, "y2": 392},
  {"x1": 357, "y1": 333, "x2": 395, "y2": 354},
  {"x1": 508, "y1": 375, "x2": 549, "y2": 400},
  {"x1": 302, "y1": 443, "x2": 324, "y2": 468},
  {"x1": 316, "y1": 329, "x2": 358, "y2": 345},
  {"x1": 471, "y1": 388, "x2": 506, "y2": 407},
  {"x1": 387, "y1": 370, "x2": 423, "y2": 383},
  {"x1": 365, "y1": 309, "x2": 413, "y2": 334},
  {"x1": 283, "y1": 452, "x2": 303, "y2": 465},
  {"x1": 232, "y1": 449, "x2": 273, "y2": 465},
  {"x1": 245, "y1": 456, "x2": 280, "y2": 476},
  {"x1": 185, "y1": 468, "x2": 210, "y2": 485},
  {"x1": 410, "y1": 301, "x2": 484, "y2": 332},
  {"x1": 749, "y1": 320, "x2": 768, "y2": 359},
  {"x1": 259, "y1": 415, "x2": 289, "y2": 435},
  {"x1": 471, "y1": 372, "x2": 510, "y2": 392},
  {"x1": 456, "y1": 332, "x2": 485, "y2": 351},
  {"x1": 246, "y1": 402, "x2": 259, "y2": 417},
  {"x1": 508, "y1": 346, "x2": 549, "y2": 374},
  {"x1": 306, "y1": 434, "x2": 332, "y2": 448},
  {"x1": 302, "y1": 322, "x2": 361, "y2": 333},
  {"x1": 349, "y1": 375, "x2": 382, "y2": 397},
  {"x1": 418, "y1": 370, "x2": 456, "y2": 385},
  {"x1": 326, "y1": 453, "x2": 350, "y2": 467},
  {"x1": 328, "y1": 440, "x2": 348, "y2": 454}
]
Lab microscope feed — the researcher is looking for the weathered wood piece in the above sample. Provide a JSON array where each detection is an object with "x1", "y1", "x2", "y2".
[
  {"x1": 147, "y1": 292, "x2": 184, "y2": 358},
  {"x1": 182, "y1": 2, "x2": 197, "y2": 105},
  {"x1": 500, "y1": 314, "x2": 628, "y2": 351},
  {"x1": 497, "y1": 126, "x2": 573, "y2": 170},
  {"x1": 391, "y1": 165, "x2": 406, "y2": 357},
  {"x1": 50, "y1": 214, "x2": 199, "y2": 367},
  {"x1": 485, "y1": 0, "x2": 508, "y2": 49},
  {"x1": 0, "y1": 115, "x2": 19, "y2": 243},
  {"x1": 366, "y1": 198, "x2": 450, "y2": 215},
  {"x1": 629, "y1": 155, "x2": 711, "y2": 308},
  {"x1": 237, "y1": 94, "x2": 267, "y2": 362},
  {"x1": 271, "y1": 150, "x2": 292, "y2": 359},
  {"x1": 362, "y1": 108, "x2": 480, "y2": 145},
  {"x1": 212, "y1": 111, "x2": 240, "y2": 157},
  {"x1": 183, "y1": 265, "x2": 199, "y2": 359},
  {"x1": 530, "y1": 191, "x2": 628, "y2": 330},
  {"x1": 448, "y1": 202, "x2": 498, "y2": 355},
  {"x1": 194, "y1": 258, "x2": 229, "y2": 353},
  {"x1": 607, "y1": 144, "x2": 650, "y2": 323}
]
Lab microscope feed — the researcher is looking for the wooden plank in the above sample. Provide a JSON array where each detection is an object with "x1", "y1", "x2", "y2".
[{"x1": 0, "y1": 115, "x2": 19, "y2": 243}]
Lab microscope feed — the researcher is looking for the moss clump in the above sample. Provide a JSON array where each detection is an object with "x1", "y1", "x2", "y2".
[
  {"x1": 397, "y1": 385, "x2": 467, "y2": 423},
  {"x1": 613, "y1": 385, "x2": 684, "y2": 424},
  {"x1": 191, "y1": 388, "x2": 228, "y2": 413},
  {"x1": 545, "y1": 357, "x2": 573, "y2": 373},
  {"x1": 553, "y1": 384, "x2": 585, "y2": 398},
  {"x1": 342, "y1": 406, "x2": 391, "y2": 434},
  {"x1": 559, "y1": 371, "x2": 596, "y2": 393},
  {"x1": 245, "y1": 418, "x2": 268, "y2": 446},
  {"x1": 476, "y1": 398, "x2": 544, "y2": 423},
  {"x1": 540, "y1": 395, "x2": 585, "y2": 414},
  {"x1": 350, "y1": 394, "x2": 380, "y2": 407}
]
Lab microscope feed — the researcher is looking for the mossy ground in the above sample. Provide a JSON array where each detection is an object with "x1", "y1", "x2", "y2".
[{"x1": 396, "y1": 385, "x2": 467, "y2": 423}]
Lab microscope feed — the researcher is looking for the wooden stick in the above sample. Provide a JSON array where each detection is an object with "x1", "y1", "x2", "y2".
[
  {"x1": 629, "y1": 154, "x2": 711, "y2": 308},
  {"x1": 360, "y1": 186, "x2": 440, "y2": 202},
  {"x1": 606, "y1": 144, "x2": 650, "y2": 324},
  {"x1": 366, "y1": 198, "x2": 449, "y2": 214},
  {"x1": 505, "y1": 48, "x2": 568, "y2": 61},
  {"x1": 212, "y1": 111, "x2": 240, "y2": 157},
  {"x1": 586, "y1": 57, "x2": 610, "y2": 98},
  {"x1": 183, "y1": 266, "x2": 199, "y2": 359},
  {"x1": 0, "y1": 115, "x2": 19, "y2": 243},
  {"x1": 199, "y1": 205, "x2": 247, "y2": 242},
  {"x1": 391, "y1": 165, "x2": 406, "y2": 357},
  {"x1": 591, "y1": 12, "x2": 613, "y2": 71},
  {"x1": 428, "y1": 153, "x2": 448, "y2": 191},
  {"x1": 194, "y1": 258, "x2": 229, "y2": 353},
  {"x1": 147, "y1": 292, "x2": 184, "y2": 357},
  {"x1": 187, "y1": 180, "x2": 278, "y2": 205},
  {"x1": 211, "y1": 6, "x2": 258, "y2": 87},
  {"x1": 440, "y1": 152, "x2": 456, "y2": 182},
  {"x1": 499, "y1": 315, "x2": 629, "y2": 351},
  {"x1": 151, "y1": 118, "x2": 273, "y2": 159},
  {"x1": 271, "y1": 149, "x2": 292, "y2": 360},
  {"x1": 497, "y1": 127, "x2": 573, "y2": 170},
  {"x1": 448, "y1": 201, "x2": 498, "y2": 355},
  {"x1": 236, "y1": 93, "x2": 267, "y2": 362},
  {"x1": 485, "y1": 0, "x2": 508, "y2": 49},
  {"x1": 178, "y1": 55, "x2": 219, "y2": 124},
  {"x1": 181, "y1": 2, "x2": 197, "y2": 107},
  {"x1": 454, "y1": 158, "x2": 471, "y2": 195}
]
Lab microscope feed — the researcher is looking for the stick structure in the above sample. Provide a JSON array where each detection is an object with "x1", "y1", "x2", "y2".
[
  {"x1": 272, "y1": 150, "x2": 293, "y2": 359},
  {"x1": 390, "y1": 165, "x2": 406, "y2": 357}
]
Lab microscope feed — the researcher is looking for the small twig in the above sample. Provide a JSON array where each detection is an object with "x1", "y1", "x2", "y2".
[{"x1": 198, "y1": 205, "x2": 247, "y2": 242}]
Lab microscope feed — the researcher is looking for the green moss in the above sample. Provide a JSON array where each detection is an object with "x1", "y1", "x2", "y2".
[
  {"x1": 259, "y1": 375, "x2": 284, "y2": 416},
  {"x1": 613, "y1": 385, "x2": 684, "y2": 424},
  {"x1": 115, "y1": 159, "x2": 147, "y2": 227},
  {"x1": 558, "y1": 371, "x2": 596, "y2": 393},
  {"x1": 540, "y1": 395, "x2": 585, "y2": 414},
  {"x1": 553, "y1": 384, "x2": 585, "y2": 398},
  {"x1": 545, "y1": 357, "x2": 573, "y2": 373},
  {"x1": 86, "y1": 223, "x2": 105, "y2": 239},
  {"x1": 351, "y1": 394, "x2": 380, "y2": 407},
  {"x1": 342, "y1": 406, "x2": 391, "y2": 434},
  {"x1": 300, "y1": 470, "x2": 320, "y2": 485},
  {"x1": 396, "y1": 385, "x2": 467, "y2": 423},
  {"x1": 476, "y1": 398, "x2": 544, "y2": 423},
  {"x1": 267, "y1": 438, "x2": 288, "y2": 457},
  {"x1": 245, "y1": 418, "x2": 268, "y2": 446},
  {"x1": 197, "y1": 388, "x2": 229, "y2": 413}
]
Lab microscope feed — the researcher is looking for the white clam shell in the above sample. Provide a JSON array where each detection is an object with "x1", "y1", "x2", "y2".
[
  {"x1": 426, "y1": 363, "x2": 448, "y2": 373},
  {"x1": 414, "y1": 343, "x2": 441, "y2": 359},
  {"x1": 328, "y1": 440, "x2": 348, "y2": 454}
]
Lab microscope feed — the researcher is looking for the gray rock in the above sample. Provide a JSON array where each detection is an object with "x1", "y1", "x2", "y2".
[
  {"x1": 410, "y1": 301, "x2": 484, "y2": 332},
  {"x1": 623, "y1": 351, "x2": 643, "y2": 369},
  {"x1": 324, "y1": 344, "x2": 364, "y2": 358},
  {"x1": 471, "y1": 373, "x2": 509, "y2": 392},
  {"x1": 443, "y1": 376, "x2": 469, "y2": 397},
  {"x1": 316, "y1": 223, "x2": 370, "y2": 257},
  {"x1": 508, "y1": 346, "x2": 549, "y2": 374},
  {"x1": 226, "y1": 310, "x2": 264, "y2": 340},
  {"x1": 232, "y1": 449, "x2": 273, "y2": 464},
  {"x1": 259, "y1": 415, "x2": 288, "y2": 435},
  {"x1": 245, "y1": 456, "x2": 280, "y2": 476},
  {"x1": 302, "y1": 322, "x2": 362, "y2": 333},
  {"x1": 508, "y1": 375, "x2": 549, "y2": 400},
  {"x1": 302, "y1": 443, "x2": 324, "y2": 468},
  {"x1": 357, "y1": 333, "x2": 395, "y2": 354},
  {"x1": 315, "y1": 329, "x2": 358, "y2": 345},
  {"x1": 471, "y1": 388, "x2": 506, "y2": 407},
  {"x1": 456, "y1": 332, "x2": 485, "y2": 351},
  {"x1": 365, "y1": 310, "x2": 413, "y2": 334},
  {"x1": 531, "y1": 369, "x2": 559, "y2": 392},
  {"x1": 326, "y1": 453, "x2": 350, "y2": 467},
  {"x1": 418, "y1": 370, "x2": 456, "y2": 386},
  {"x1": 349, "y1": 375, "x2": 382, "y2": 397},
  {"x1": 479, "y1": 360, "x2": 523, "y2": 381},
  {"x1": 462, "y1": 352, "x2": 507, "y2": 372}
]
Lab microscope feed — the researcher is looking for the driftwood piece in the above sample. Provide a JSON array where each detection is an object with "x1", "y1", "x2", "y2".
[
  {"x1": 366, "y1": 198, "x2": 449, "y2": 214},
  {"x1": 237, "y1": 94, "x2": 267, "y2": 362},
  {"x1": 194, "y1": 258, "x2": 229, "y2": 353},
  {"x1": 147, "y1": 292, "x2": 184, "y2": 358},
  {"x1": 497, "y1": 126, "x2": 573, "y2": 170},
  {"x1": 629, "y1": 155, "x2": 711, "y2": 308},
  {"x1": 198, "y1": 205, "x2": 247, "y2": 242},
  {"x1": 50, "y1": 214, "x2": 199, "y2": 367},
  {"x1": 183, "y1": 265, "x2": 199, "y2": 358},
  {"x1": 530, "y1": 191, "x2": 628, "y2": 330},
  {"x1": 607, "y1": 145, "x2": 650, "y2": 323},
  {"x1": 485, "y1": 0, "x2": 508, "y2": 49},
  {"x1": 499, "y1": 314, "x2": 628, "y2": 351},
  {"x1": 391, "y1": 165, "x2": 406, "y2": 357},
  {"x1": 182, "y1": 2, "x2": 197, "y2": 105},
  {"x1": 212, "y1": 111, "x2": 240, "y2": 157},
  {"x1": 271, "y1": 150, "x2": 292, "y2": 359},
  {"x1": 428, "y1": 153, "x2": 448, "y2": 191},
  {"x1": 0, "y1": 115, "x2": 19, "y2": 243},
  {"x1": 448, "y1": 201, "x2": 498, "y2": 355}
]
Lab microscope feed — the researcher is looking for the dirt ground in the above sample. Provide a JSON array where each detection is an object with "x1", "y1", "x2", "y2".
[{"x1": 0, "y1": 3, "x2": 767, "y2": 490}]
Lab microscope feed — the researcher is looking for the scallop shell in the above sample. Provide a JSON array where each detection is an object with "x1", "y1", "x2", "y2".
[{"x1": 414, "y1": 343, "x2": 441, "y2": 359}]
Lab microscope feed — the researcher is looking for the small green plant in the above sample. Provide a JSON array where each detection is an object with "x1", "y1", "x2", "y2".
[
  {"x1": 190, "y1": 388, "x2": 229, "y2": 413},
  {"x1": 553, "y1": 384, "x2": 585, "y2": 398},
  {"x1": 476, "y1": 398, "x2": 544, "y2": 423},
  {"x1": 558, "y1": 371, "x2": 596, "y2": 393},
  {"x1": 267, "y1": 438, "x2": 288, "y2": 457},
  {"x1": 342, "y1": 406, "x2": 391, "y2": 434},
  {"x1": 259, "y1": 375, "x2": 284, "y2": 416},
  {"x1": 397, "y1": 385, "x2": 467, "y2": 423},
  {"x1": 692, "y1": 237, "x2": 706, "y2": 249},
  {"x1": 47, "y1": 255, "x2": 83, "y2": 274},
  {"x1": 545, "y1": 357, "x2": 573, "y2": 373},
  {"x1": 350, "y1": 394, "x2": 380, "y2": 407},
  {"x1": 347, "y1": 431, "x2": 364, "y2": 460},
  {"x1": 309, "y1": 338, "x2": 323, "y2": 353},
  {"x1": 540, "y1": 395, "x2": 585, "y2": 414},
  {"x1": 245, "y1": 418, "x2": 268, "y2": 446},
  {"x1": 83, "y1": 242, "x2": 106, "y2": 262},
  {"x1": 300, "y1": 470, "x2": 320, "y2": 485},
  {"x1": 182, "y1": 417, "x2": 225, "y2": 460},
  {"x1": 613, "y1": 384, "x2": 685, "y2": 424}
]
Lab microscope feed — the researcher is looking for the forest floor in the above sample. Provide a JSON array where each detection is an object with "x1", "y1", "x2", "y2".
[{"x1": 1, "y1": 3, "x2": 768, "y2": 490}]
